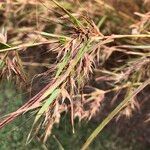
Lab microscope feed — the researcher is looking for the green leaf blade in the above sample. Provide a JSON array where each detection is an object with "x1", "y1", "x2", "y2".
[{"x1": 34, "y1": 88, "x2": 61, "y2": 125}]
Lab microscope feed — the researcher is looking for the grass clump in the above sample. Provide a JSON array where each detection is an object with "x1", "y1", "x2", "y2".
[{"x1": 0, "y1": 0, "x2": 150, "y2": 149}]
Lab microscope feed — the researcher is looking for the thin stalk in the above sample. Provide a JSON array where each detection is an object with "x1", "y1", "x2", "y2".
[
  {"x1": 0, "y1": 41, "x2": 52, "y2": 53},
  {"x1": 1, "y1": 34, "x2": 150, "y2": 53},
  {"x1": 35, "y1": 31, "x2": 71, "y2": 40}
]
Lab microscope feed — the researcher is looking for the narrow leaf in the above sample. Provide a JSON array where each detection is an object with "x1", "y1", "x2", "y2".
[
  {"x1": 27, "y1": 88, "x2": 60, "y2": 143},
  {"x1": 55, "y1": 52, "x2": 70, "y2": 78},
  {"x1": 34, "y1": 88, "x2": 60, "y2": 125}
]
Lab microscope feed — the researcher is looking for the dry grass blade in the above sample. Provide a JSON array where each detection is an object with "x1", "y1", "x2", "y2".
[{"x1": 0, "y1": 41, "x2": 52, "y2": 53}]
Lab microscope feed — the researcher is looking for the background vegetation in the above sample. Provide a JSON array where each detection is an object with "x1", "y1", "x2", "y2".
[{"x1": 0, "y1": 82, "x2": 147, "y2": 150}]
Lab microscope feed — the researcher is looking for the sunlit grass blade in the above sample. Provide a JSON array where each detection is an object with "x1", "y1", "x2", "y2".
[
  {"x1": 55, "y1": 52, "x2": 70, "y2": 78},
  {"x1": 34, "y1": 88, "x2": 60, "y2": 125},
  {"x1": 35, "y1": 31, "x2": 71, "y2": 41},
  {"x1": 0, "y1": 42, "x2": 51, "y2": 53},
  {"x1": 26, "y1": 88, "x2": 60, "y2": 143},
  {"x1": 118, "y1": 45, "x2": 150, "y2": 49}
]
